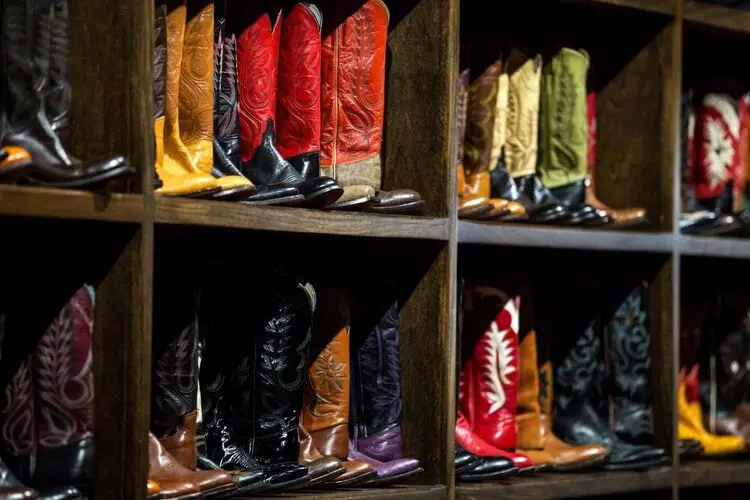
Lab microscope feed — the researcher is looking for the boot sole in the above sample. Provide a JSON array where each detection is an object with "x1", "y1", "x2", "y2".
[
  {"x1": 292, "y1": 186, "x2": 345, "y2": 209},
  {"x1": 202, "y1": 484, "x2": 239, "y2": 499},
  {"x1": 242, "y1": 193, "x2": 306, "y2": 206},
  {"x1": 290, "y1": 467, "x2": 347, "y2": 490},
  {"x1": 210, "y1": 478, "x2": 271, "y2": 498},
  {"x1": 27, "y1": 163, "x2": 136, "y2": 190},
  {"x1": 325, "y1": 196, "x2": 377, "y2": 211},
  {"x1": 327, "y1": 469, "x2": 378, "y2": 487},
  {"x1": 258, "y1": 472, "x2": 312, "y2": 492},
  {"x1": 211, "y1": 185, "x2": 257, "y2": 201},
  {"x1": 458, "y1": 467, "x2": 519, "y2": 482},
  {"x1": 598, "y1": 456, "x2": 669, "y2": 471},
  {"x1": 363, "y1": 467, "x2": 423, "y2": 486},
  {"x1": 364, "y1": 200, "x2": 426, "y2": 215}
]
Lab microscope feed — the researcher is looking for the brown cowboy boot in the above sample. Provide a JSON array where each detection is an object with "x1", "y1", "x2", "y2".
[{"x1": 301, "y1": 284, "x2": 376, "y2": 486}]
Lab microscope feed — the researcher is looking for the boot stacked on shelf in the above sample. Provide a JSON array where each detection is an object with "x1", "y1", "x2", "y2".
[
  {"x1": 455, "y1": 278, "x2": 671, "y2": 483},
  {"x1": 0, "y1": 0, "x2": 134, "y2": 190},
  {"x1": 458, "y1": 47, "x2": 647, "y2": 228},
  {"x1": 676, "y1": 293, "x2": 750, "y2": 458},
  {"x1": 151, "y1": 0, "x2": 424, "y2": 213},
  {"x1": 144, "y1": 273, "x2": 421, "y2": 498}
]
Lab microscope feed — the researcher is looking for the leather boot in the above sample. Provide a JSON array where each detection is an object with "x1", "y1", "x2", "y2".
[
  {"x1": 487, "y1": 54, "x2": 569, "y2": 223},
  {"x1": 301, "y1": 285, "x2": 376, "y2": 487},
  {"x1": 0, "y1": 458, "x2": 39, "y2": 499},
  {"x1": 455, "y1": 412, "x2": 531, "y2": 472},
  {"x1": 1, "y1": 0, "x2": 134, "y2": 189},
  {"x1": 678, "y1": 302, "x2": 746, "y2": 455},
  {"x1": 178, "y1": 0, "x2": 252, "y2": 200},
  {"x1": 157, "y1": 0, "x2": 221, "y2": 197},
  {"x1": 517, "y1": 287, "x2": 608, "y2": 471},
  {"x1": 0, "y1": 297, "x2": 88, "y2": 500},
  {"x1": 456, "y1": 70, "x2": 493, "y2": 219},
  {"x1": 584, "y1": 92, "x2": 647, "y2": 227},
  {"x1": 351, "y1": 301, "x2": 422, "y2": 484},
  {"x1": 459, "y1": 287, "x2": 519, "y2": 452},
  {"x1": 233, "y1": 7, "x2": 339, "y2": 206},
  {"x1": 151, "y1": 283, "x2": 236, "y2": 498},
  {"x1": 297, "y1": 425, "x2": 345, "y2": 487},
  {"x1": 212, "y1": 9, "x2": 300, "y2": 204},
  {"x1": 0, "y1": 146, "x2": 32, "y2": 180},
  {"x1": 553, "y1": 319, "x2": 667, "y2": 470},
  {"x1": 680, "y1": 90, "x2": 744, "y2": 235},
  {"x1": 148, "y1": 432, "x2": 201, "y2": 499},
  {"x1": 320, "y1": 0, "x2": 423, "y2": 213},
  {"x1": 199, "y1": 275, "x2": 312, "y2": 490},
  {"x1": 464, "y1": 59, "x2": 525, "y2": 220},
  {"x1": 699, "y1": 297, "x2": 750, "y2": 445}
]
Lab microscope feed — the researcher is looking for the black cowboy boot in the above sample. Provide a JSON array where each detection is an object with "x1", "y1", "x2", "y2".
[
  {"x1": 1, "y1": 0, "x2": 134, "y2": 189},
  {"x1": 606, "y1": 284, "x2": 671, "y2": 461},
  {"x1": 212, "y1": 11, "x2": 300, "y2": 205},
  {"x1": 350, "y1": 301, "x2": 422, "y2": 484},
  {"x1": 553, "y1": 319, "x2": 667, "y2": 470},
  {"x1": 199, "y1": 275, "x2": 312, "y2": 490},
  {"x1": 151, "y1": 279, "x2": 236, "y2": 498}
]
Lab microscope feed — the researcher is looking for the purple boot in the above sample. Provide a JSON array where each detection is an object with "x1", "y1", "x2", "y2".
[{"x1": 351, "y1": 301, "x2": 422, "y2": 484}]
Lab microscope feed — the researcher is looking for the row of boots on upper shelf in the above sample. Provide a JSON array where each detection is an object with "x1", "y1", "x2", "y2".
[
  {"x1": 679, "y1": 294, "x2": 750, "y2": 455},
  {"x1": 147, "y1": 275, "x2": 420, "y2": 499},
  {"x1": 453, "y1": 281, "x2": 677, "y2": 483},
  {"x1": 0, "y1": 0, "x2": 425, "y2": 216},
  {"x1": 680, "y1": 90, "x2": 750, "y2": 237},
  {"x1": 152, "y1": 0, "x2": 423, "y2": 213},
  {"x1": 455, "y1": 49, "x2": 648, "y2": 228}
]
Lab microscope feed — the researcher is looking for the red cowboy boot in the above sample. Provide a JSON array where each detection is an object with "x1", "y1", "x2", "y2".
[
  {"x1": 460, "y1": 288, "x2": 519, "y2": 452},
  {"x1": 320, "y1": 0, "x2": 423, "y2": 212},
  {"x1": 455, "y1": 412, "x2": 533, "y2": 471},
  {"x1": 276, "y1": 3, "x2": 322, "y2": 179}
]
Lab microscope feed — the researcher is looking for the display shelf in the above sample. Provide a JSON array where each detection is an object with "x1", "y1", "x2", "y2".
[
  {"x1": 456, "y1": 468, "x2": 674, "y2": 499},
  {"x1": 561, "y1": 0, "x2": 675, "y2": 15},
  {"x1": 684, "y1": 1, "x2": 750, "y2": 35},
  {"x1": 677, "y1": 234, "x2": 750, "y2": 259},
  {"x1": 679, "y1": 460, "x2": 750, "y2": 487},
  {"x1": 155, "y1": 197, "x2": 450, "y2": 241},
  {"x1": 0, "y1": 185, "x2": 143, "y2": 223},
  {"x1": 252, "y1": 486, "x2": 446, "y2": 500},
  {"x1": 458, "y1": 221, "x2": 674, "y2": 253}
]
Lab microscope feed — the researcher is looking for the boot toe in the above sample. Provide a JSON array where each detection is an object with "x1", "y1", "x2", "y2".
[
  {"x1": 377, "y1": 457, "x2": 421, "y2": 478},
  {"x1": 307, "y1": 457, "x2": 345, "y2": 480},
  {"x1": 249, "y1": 184, "x2": 300, "y2": 202},
  {"x1": 509, "y1": 451, "x2": 534, "y2": 470},
  {"x1": 232, "y1": 469, "x2": 267, "y2": 490},
  {"x1": 265, "y1": 463, "x2": 309, "y2": 486},
  {"x1": 607, "y1": 442, "x2": 667, "y2": 465},
  {"x1": 331, "y1": 460, "x2": 376, "y2": 485},
  {"x1": 147, "y1": 480, "x2": 161, "y2": 498},
  {"x1": 464, "y1": 457, "x2": 516, "y2": 476},
  {"x1": 1, "y1": 487, "x2": 38, "y2": 500},
  {"x1": 555, "y1": 443, "x2": 609, "y2": 467},
  {"x1": 454, "y1": 451, "x2": 479, "y2": 472},
  {"x1": 152, "y1": 480, "x2": 201, "y2": 499},
  {"x1": 38, "y1": 486, "x2": 84, "y2": 500},
  {"x1": 193, "y1": 469, "x2": 236, "y2": 495}
]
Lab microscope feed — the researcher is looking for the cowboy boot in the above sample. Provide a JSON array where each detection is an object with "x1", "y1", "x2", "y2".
[
  {"x1": 151, "y1": 281, "x2": 236, "y2": 498},
  {"x1": 453, "y1": 282, "x2": 518, "y2": 481},
  {"x1": 178, "y1": 0, "x2": 252, "y2": 200},
  {"x1": 199, "y1": 275, "x2": 312, "y2": 489},
  {"x1": 212, "y1": 9, "x2": 299, "y2": 205},
  {"x1": 463, "y1": 59, "x2": 526, "y2": 221},
  {"x1": 678, "y1": 301, "x2": 745, "y2": 456},
  {"x1": 0, "y1": 0, "x2": 133, "y2": 189},
  {"x1": 535, "y1": 49, "x2": 610, "y2": 227},
  {"x1": 699, "y1": 297, "x2": 750, "y2": 445},
  {"x1": 584, "y1": 92, "x2": 647, "y2": 227},
  {"x1": 301, "y1": 284, "x2": 375, "y2": 486},
  {"x1": 351, "y1": 301, "x2": 422, "y2": 483},
  {"x1": 320, "y1": 0, "x2": 423, "y2": 213},
  {"x1": 680, "y1": 91, "x2": 744, "y2": 235},
  {"x1": 553, "y1": 319, "x2": 666, "y2": 470},
  {"x1": 148, "y1": 432, "x2": 202, "y2": 499},
  {"x1": 456, "y1": 70, "x2": 493, "y2": 219},
  {"x1": 517, "y1": 286, "x2": 608, "y2": 471},
  {"x1": 233, "y1": 6, "x2": 339, "y2": 206},
  {"x1": 0, "y1": 147, "x2": 32, "y2": 181},
  {"x1": 157, "y1": 0, "x2": 221, "y2": 197}
]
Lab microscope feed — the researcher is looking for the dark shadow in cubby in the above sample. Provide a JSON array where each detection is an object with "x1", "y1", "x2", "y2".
[
  {"x1": 0, "y1": 217, "x2": 138, "y2": 391},
  {"x1": 460, "y1": 0, "x2": 676, "y2": 233}
]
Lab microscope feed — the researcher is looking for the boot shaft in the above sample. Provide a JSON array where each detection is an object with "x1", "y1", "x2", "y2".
[
  {"x1": 464, "y1": 59, "x2": 502, "y2": 197},
  {"x1": 319, "y1": 0, "x2": 387, "y2": 190},
  {"x1": 537, "y1": 48, "x2": 589, "y2": 190},
  {"x1": 554, "y1": 319, "x2": 605, "y2": 412},
  {"x1": 516, "y1": 287, "x2": 543, "y2": 449},
  {"x1": 213, "y1": 17, "x2": 240, "y2": 170},
  {"x1": 505, "y1": 53, "x2": 542, "y2": 179},
  {"x1": 275, "y1": 2, "x2": 322, "y2": 176}
]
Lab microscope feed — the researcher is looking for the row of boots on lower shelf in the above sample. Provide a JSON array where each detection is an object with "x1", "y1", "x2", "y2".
[
  {"x1": 455, "y1": 47, "x2": 647, "y2": 228},
  {"x1": 453, "y1": 282, "x2": 674, "y2": 482},
  {"x1": 148, "y1": 276, "x2": 421, "y2": 499}
]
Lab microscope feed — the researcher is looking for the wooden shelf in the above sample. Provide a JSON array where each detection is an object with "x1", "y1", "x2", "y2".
[
  {"x1": 155, "y1": 197, "x2": 450, "y2": 241},
  {"x1": 679, "y1": 460, "x2": 750, "y2": 487},
  {"x1": 561, "y1": 0, "x2": 675, "y2": 15},
  {"x1": 252, "y1": 485, "x2": 446, "y2": 500},
  {"x1": 0, "y1": 185, "x2": 143, "y2": 223},
  {"x1": 458, "y1": 221, "x2": 674, "y2": 253},
  {"x1": 684, "y1": 1, "x2": 750, "y2": 35},
  {"x1": 678, "y1": 234, "x2": 750, "y2": 259},
  {"x1": 456, "y1": 468, "x2": 674, "y2": 499}
]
